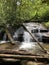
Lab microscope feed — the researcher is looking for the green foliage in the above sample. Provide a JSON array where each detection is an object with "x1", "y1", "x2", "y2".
[
  {"x1": 0, "y1": 0, "x2": 16, "y2": 26},
  {"x1": 0, "y1": 0, "x2": 49, "y2": 27},
  {"x1": 37, "y1": 4, "x2": 49, "y2": 21},
  {"x1": 44, "y1": 21, "x2": 49, "y2": 28}
]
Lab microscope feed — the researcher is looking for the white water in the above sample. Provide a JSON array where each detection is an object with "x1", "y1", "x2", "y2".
[
  {"x1": 23, "y1": 31, "x2": 31, "y2": 42},
  {"x1": 19, "y1": 29, "x2": 36, "y2": 51},
  {"x1": 3, "y1": 33, "x2": 6, "y2": 41},
  {"x1": 18, "y1": 24, "x2": 43, "y2": 51}
]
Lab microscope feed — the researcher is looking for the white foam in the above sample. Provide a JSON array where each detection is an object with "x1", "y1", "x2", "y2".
[{"x1": 19, "y1": 42, "x2": 35, "y2": 50}]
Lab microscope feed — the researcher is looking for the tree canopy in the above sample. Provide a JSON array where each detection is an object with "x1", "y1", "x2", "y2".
[
  {"x1": 0, "y1": 0, "x2": 49, "y2": 44},
  {"x1": 0, "y1": 0, "x2": 49, "y2": 27}
]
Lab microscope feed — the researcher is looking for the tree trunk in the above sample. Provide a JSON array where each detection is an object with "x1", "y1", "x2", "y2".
[
  {"x1": 5, "y1": 27, "x2": 15, "y2": 45},
  {"x1": 0, "y1": 54, "x2": 49, "y2": 61}
]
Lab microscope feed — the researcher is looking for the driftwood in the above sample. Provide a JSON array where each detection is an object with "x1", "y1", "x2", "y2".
[
  {"x1": 0, "y1": 54, "x2": 43, "y2": 58},
  {"x1": 0, "y1": 49, "x2": 42, "y2": 56},
  {"x1": 0, "y1": 49, "x2": 48, "y2": 62},
  {"x1": 0, "y1": 54, "x2": 49, "y2": 62},
  {"x1": 22, "y1": 24, "x2": 49, "y2": 54},
  {"x1": 0, "y1": 49, "x2": 49, "y2": 58}
]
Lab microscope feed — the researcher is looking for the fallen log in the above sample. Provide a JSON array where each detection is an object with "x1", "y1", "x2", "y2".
[
  {"x1": 0, "y1": 49, "x2": 42, "y2": 56},
  {"x1": 0, "y1": 54, "x2": 43, "y2": 58},
  {"x1": 2, "y1": 58, "x2": 20, "y2": 62},
  {"x1": 0, "y1": 54, "x2": 49, "y2": 62}
]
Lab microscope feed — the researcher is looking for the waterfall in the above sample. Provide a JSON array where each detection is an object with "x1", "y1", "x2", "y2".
[
  {"x1": 19, "y1": 27, "x2": 35, "y2": 51},
  {"x1": 3, "y1": 33, "x2": 6, "y2": 41},
  {"x1": 0, "y1": 33, "x2": 7, "y2": 44},
  {"x1": 23, "y1": 31, "x2": 31, "y2": 42},
  {"x1": 13, "y1": 27, "x2": 24, "y2": 42},
  {"x1": 38, "y1": 25, "x2": 42, "y2": 42}
]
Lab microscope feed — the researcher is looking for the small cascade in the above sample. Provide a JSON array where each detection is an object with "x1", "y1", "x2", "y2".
[
  {"x1": 13, "y1": 27, "x2": 24, "y2": 42},
  {"x1": 3, "y1": 33, "x2": 7, "y2": 41},
  {"x1": 19, "y1": 26, "x2": 36, "y2": 51},
  {"x1": 38, "y1": 25, "x2": 42, "y2": 42},
  {"x1": 23, "y1": 31, "x2": 31, "y2": 42},
  {"x1": 0, "y1": 33, "x2": 7, "y2": 44}
]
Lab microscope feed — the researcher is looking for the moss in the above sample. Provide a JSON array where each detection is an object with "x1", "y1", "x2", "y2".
[{"x1": 43, "y1": 21, "x2": 49, "y2": 28}]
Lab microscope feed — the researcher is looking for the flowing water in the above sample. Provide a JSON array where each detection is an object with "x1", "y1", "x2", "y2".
[
  {"x1": 23, "y1": 31, "x2": 31, "y2": 42},
  {"x1": 0, "y1": 23, "x2": 49, "y2": 55},
  {"x1": 18, "y1": 23, "x2": 49, "y2": 54},
  {"x1": 19, "y1": 30, "x2": 36, "y2": 52}
]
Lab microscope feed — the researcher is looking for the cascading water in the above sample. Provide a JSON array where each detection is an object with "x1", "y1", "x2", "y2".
[
  {"x1": 38, "y1": 29, "x2": 42, "y2": 42},
  {"x1": 19, "y1": 26, "x2": 36, "y2": 51},
  {"x1": 38, "y1": 25, "x2": 42, "y2": 42},
  {"x1": 23, "y1": 31, "x2": 31, "y2": 43},
  {"x1": 13, "y1": 27, "x2": 24, "y2": 42},
  {"x1": 0, "y1": 33, "x2": 7, "y2": 44},
  {"x1": 3, "y1": 33, "x2": 7, "y2": 41},
  {"x1": 0, "y1": 23, "x2": 47, "y2": 54}
]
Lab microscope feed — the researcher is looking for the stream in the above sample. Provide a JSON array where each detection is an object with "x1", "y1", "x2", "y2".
[
  {"x1": 0, "y1": 23, "x2": 49, "y2": 55},
  {"x1": 13, "y1": 23, "x2": 49, "y2": 54}
]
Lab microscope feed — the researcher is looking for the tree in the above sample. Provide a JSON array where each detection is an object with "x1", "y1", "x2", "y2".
[
  {"x1": 0, "y1": 0, "x2": 18, "y2": 44},
  {"x1": 0, "y1": 0, "x2": 49, "y2": 25},
  {"x1": 0, "y1": 0, "x2": 49, "y2": 44}
]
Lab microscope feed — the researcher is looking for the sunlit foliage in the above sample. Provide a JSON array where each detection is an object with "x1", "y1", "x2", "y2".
[{"x1": 0, "y1": 0, "x2": 49, "y2": 27}]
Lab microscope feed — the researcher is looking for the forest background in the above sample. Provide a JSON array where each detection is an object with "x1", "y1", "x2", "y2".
[{"x1": 0, "y1": 0, "x2": 49, "y2": 29}]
